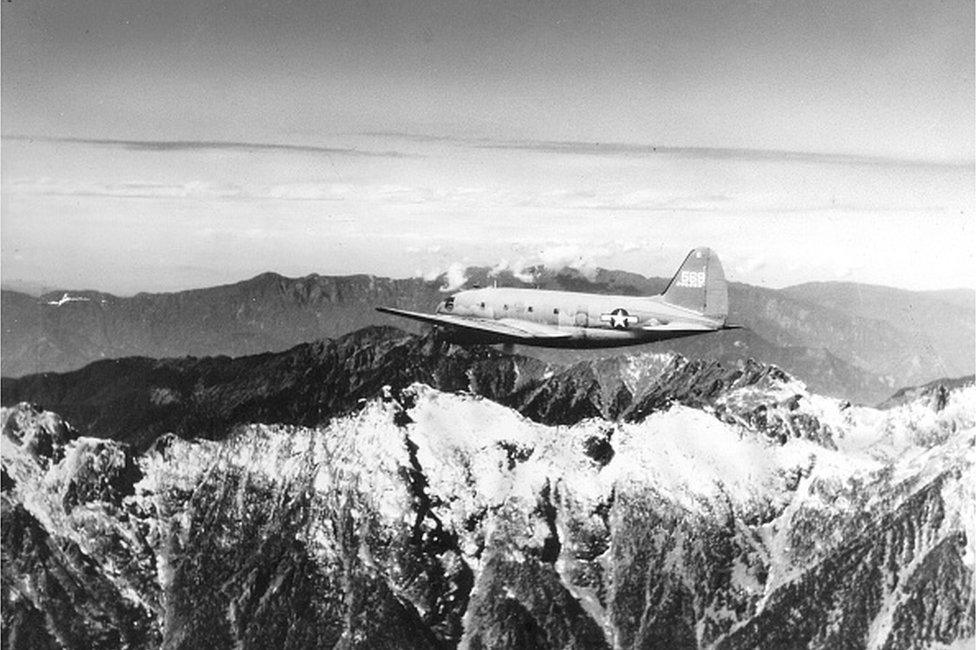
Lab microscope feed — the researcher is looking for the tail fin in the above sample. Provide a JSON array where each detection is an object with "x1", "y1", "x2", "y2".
[{"x1": 661, "y1": 247, "x2": 728, "y2": 322}]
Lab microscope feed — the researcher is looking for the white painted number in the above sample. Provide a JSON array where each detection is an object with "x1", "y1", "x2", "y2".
[{"x1": 676, "y1": 270, "x2": 706, "y2": 288}]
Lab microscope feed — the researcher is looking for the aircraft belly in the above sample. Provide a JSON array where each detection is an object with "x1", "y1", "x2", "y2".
[
  {"x1": 432, "y1": 320, "x2": 719, "y2": 349},
  {"x1": 578, "y1": 328, "x2": 641, "y2": 343},
  {"x1": 523, "y1": 327, "x2": 718, "y2": 348}
]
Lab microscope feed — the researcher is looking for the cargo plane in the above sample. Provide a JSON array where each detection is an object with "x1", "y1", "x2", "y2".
[{"x1": 377, "y1": 247, "x2": 739, "y2": 348}]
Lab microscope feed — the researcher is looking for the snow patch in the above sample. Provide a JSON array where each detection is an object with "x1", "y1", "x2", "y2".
[{"x1": 44, "y1": 292, "x2": 91, "y2": 306}]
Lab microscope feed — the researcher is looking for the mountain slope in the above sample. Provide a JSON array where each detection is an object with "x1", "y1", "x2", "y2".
[
  {"x1": 0, "y1": 273, "x2": 442, "y2": 377},
  {"x1": 877, "y1": 375, "x2": 976, "y2": 410},
  {"x1": 783, "y1": 282, "x2": 975, "y2": 381},
  {"x1": 3, "y1": 373, "x2": 973, "y2": 648}
]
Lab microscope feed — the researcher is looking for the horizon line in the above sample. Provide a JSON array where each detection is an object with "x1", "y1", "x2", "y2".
[
  {"x1": 4, "y1": 132, "x2": 972, "y2": 170},
  {"x1": 362, "y1": 131, "x2": 975, "y2": 170}
]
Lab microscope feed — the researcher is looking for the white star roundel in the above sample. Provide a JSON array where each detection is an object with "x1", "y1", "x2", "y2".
[{"x1": 600, "y1": 307, "x2": 638, "y2": 329}]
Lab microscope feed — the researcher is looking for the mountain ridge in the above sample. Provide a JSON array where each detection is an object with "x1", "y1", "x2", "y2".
[
  {"x1": 3, "y1": 363, "x2": 973, "y2": 648},
  {"x1": 3, "y1": 268, "x2": 972, "y2": 404},
  {"x1": 6, "y1": 324, "x2": 969, "y2": 459},
  {"x1": 0, "y1": 326, "x2": 836, "y2": 452}
]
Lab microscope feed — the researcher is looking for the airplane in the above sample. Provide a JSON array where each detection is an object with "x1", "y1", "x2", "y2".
[{"x1": 377, "y1": 247, "x2": 740, "y2": 349}]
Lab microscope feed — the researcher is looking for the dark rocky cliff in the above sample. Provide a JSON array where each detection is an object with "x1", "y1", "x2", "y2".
[{"x1": 3, "y1": 327, "x2": 835, "y2": 452}]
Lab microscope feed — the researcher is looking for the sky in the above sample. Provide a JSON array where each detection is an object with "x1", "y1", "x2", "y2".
[{"x1": 2, "y1": 0, "x2": 973, "y2": 294}]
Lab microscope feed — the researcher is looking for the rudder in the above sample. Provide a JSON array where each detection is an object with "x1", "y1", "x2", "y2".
[{"x1": 661, "y1": 247, "x2": 728, "y2": 321}]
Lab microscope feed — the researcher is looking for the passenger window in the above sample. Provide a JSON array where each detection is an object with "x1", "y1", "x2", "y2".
[
  {"x1": 480, "y1": 302, "x2": 485, "y2": 309},
  {"x1": 553, "y1": 308, "x2": 559, "y2": 315},
  {"x1": 527, "y1": 306, "x2": 533, "y2": 312},
  {"x1": 503, "y1": 304, "x2": 509, "y2": 310},
  {"x1": 444, "y1": 297, "x2": 455, "y2": 311}
]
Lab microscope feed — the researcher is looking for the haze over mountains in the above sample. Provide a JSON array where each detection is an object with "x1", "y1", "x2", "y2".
[{"x1": 2, "y1": 267, "x2": 972, "y2": 405}]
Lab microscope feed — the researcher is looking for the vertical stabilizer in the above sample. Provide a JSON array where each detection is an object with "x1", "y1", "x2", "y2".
[{"x1": 661, "y1": 247, "x2": 728, "y2": 321}]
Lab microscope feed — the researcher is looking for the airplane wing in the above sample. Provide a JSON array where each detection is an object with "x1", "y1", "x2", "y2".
[{"x1": 376, "y1": 307, "x2": 572, "y2": 340}]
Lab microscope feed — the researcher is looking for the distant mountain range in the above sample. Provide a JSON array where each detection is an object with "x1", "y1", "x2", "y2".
[{"x1": 2, "y1": 268, "x2": 972, "y2": 404}]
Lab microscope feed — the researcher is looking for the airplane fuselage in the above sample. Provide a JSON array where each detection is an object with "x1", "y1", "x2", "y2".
[
  {"x1": 377, "y1": 247, "x2": 735, "y2": 349},
  {"x1": 435, "y1": 287, "x2": 722, "y2": 348}
]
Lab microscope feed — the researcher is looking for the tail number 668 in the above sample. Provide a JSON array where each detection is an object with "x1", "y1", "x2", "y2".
[{"x1": 676, "y1": 270, "x2": 706, "y2": 288}]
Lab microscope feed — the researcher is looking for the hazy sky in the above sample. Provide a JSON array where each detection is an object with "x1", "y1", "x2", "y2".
[{"x1": 2, "y1": 0, "x2": 973, "y2": 293}]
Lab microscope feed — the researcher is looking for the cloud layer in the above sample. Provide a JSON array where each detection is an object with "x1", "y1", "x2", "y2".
[
  {"x1": 3, "y1": 135, "x2": 413, "y2": 158},
  {"x1": 3, "y1": 129, "x2": 971, "y2": 293}
]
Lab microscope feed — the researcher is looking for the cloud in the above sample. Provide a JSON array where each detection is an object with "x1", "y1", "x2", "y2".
[
  {"x1": 424, "y1": 262, "x2": 469, "y2": 292},
  {"x1": 407, "y1": 244, "x2": 445, "y2": 255},
  {"x1": 486, "y1": 244, "x2": 615, "y2": 281},
  {"x1": 519, "y1": 188, "x2": 737, "y2": 213},
  {"x1": 538, "y1": 244, "x2": 607, "y2": 280},
  {"x1": 0, "y1": 178, "x2": 745, "y2": 212},
  {"x1": 440, "y1": 264, "x2": 469, "y2": 292},
  {"x1": 262, "y1": 183, "x2": 355, "y2": 201},
  {"x1": 733, "y1": 255, "x2": 768, "y2": 275},
  {"x1": 7, "y1": 172, "x2": 947, "y2": 216},
  {"x1": 3, "y1": 178, "x2": 248, "y2": 200},
  {"x1": 4, "y1": 178, "x2": 359, "y2": 203},
  {"x1": 3, "y1": 134, "x2": 415, "y2": 158},
  {"x1": 489, "y1": 259, "x2": 536, "y2": 283}
]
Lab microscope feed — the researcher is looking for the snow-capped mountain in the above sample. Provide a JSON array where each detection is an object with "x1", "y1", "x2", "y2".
[{"x1": 2, "y1": 357, "x2": 972, "y2": 648}]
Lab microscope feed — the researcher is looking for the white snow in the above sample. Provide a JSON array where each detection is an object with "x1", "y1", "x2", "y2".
[
  {"x1": 3, "y1": 380, "x2": 973, "y2": 648},
  {"x1": 44, "y1": 292, "x2": 91, "y2": 306}
]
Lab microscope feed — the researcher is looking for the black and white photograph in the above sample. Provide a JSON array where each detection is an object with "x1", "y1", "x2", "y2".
[{"x1": 1, "y1": 1, "x2": 973, "y2": 647}]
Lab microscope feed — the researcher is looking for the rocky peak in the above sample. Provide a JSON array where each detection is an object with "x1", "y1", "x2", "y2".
[
  {"x1": 1, "y1": 403, "x2": 76, "y2": 467},
  {"x1": 2, "y1": 379, "x2": 972, "y2": 648}
]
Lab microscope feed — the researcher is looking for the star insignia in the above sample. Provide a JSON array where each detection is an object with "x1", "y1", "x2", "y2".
[{"x1": 600, "y1": 308, "x2": 637, "y2": 329}]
